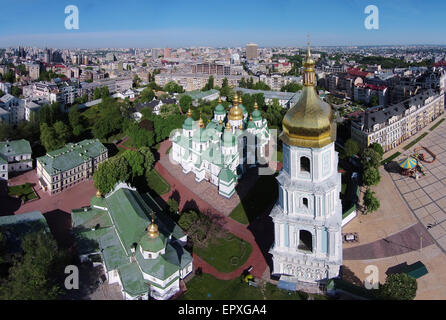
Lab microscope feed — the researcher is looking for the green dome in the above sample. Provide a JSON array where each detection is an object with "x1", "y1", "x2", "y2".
[
  {"x1": 252, "y1": 109, "x2": 262, "y2": 121},
  {"x1": 222, "y1": 130, "x2": 236, "y2": 147},
  {"x1": 247, "y1": 120, "x2": 256, "y2": 129},
  {"x1": 183, "y1": 117, "x2": 194, "y2": 130},
  {"x1": 139, "y1": 233, "x2": 167, "y2": 253},
  {"x1": 215, "y1": 104, "x2": 225, "y2": 115}
]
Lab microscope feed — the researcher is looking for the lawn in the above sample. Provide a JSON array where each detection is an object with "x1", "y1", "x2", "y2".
[
  {"x1": 8, "y1": 183, "x2": 38, "y2": 202},
  {"x1": 381, "y1": 151, "x2": 401, "y2": 165},
  {"x1": 146, "y1": 169, "x2": 170, "y2": 195},
  {"x1": 182, "y1": 273, "x2": 312, "y2": 300},
  {"x1": 403, "y1": 132, "x2": 428, "y2": 151},
  {"x1": 229, "y1": 174, "x2": 278, "y2": 225},
  {"x1": 429, "y1": 118, "x2": 445, "y2": 131},
  {"x1": 194, "y1": 233, "x2": 252, "y2": 273}
]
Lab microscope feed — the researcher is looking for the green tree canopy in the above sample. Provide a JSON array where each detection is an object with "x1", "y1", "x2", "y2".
[
  {"x1": 363, "y1": 188, "x2": 380, "y2": 214},
  {"x1": 139, "y1": 87, "x2": 155, "y2": 103},
  {"x1": 363, "y1": 167, "x2": 381, "y2": 186},
  {"x1": 370, "y1": 142, "x2": 384, "y2": 157},
  {"x1": 281, "y1": 81, "x2": 303, "y2": 93},
  {"x1": 93, "y1": 156, "x2": 130, "y2": 194},
  {"x1": 344, "y1": 138, "x2": 360, "y2": 158},
  {"x1": 122, "y1": 150, "x2": 145, "y2": 179},
  {"x1": 0, "y1": 232, "x2": 69, "y2": 300},
  {"x1": 179, "y1": 95, "x2": 193, "y2": 113},
  {"x1": 379, "y1": 273, "x2": 417, "y2": 300},
  {"x1": 360, "y1": 148, "x2": 381, "y2": 169}
]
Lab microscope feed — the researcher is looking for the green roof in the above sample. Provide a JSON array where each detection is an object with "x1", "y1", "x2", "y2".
[
  {"x1": 192, "y1": 128, "x2": 209, "y2": 143},
  {"x1": 0, "y1": 211, "x2": 49, "y2": 253},
  {"x1": 0, "y1": 139, "x2": 32, "y2": 157},
  {"x1": 252, "y1": 109, "x2": 262, "y2": 121},
  {"x1": 104, "y1": 187, "x2": 151, "y2": 254},
  {"x1": 402, "y1": 261, "x2": 428, "y2": 279},
  {"x1": 182, "y1": 89, "x2": 219, "y2": 100},
  {"x1": 118, "y1": 262, "x2": 149, "y2": 297},
  {"x1": 219, "y1": 168, "x2": 236, "y2": 182},
  {"x1": 71, "y1": 207, "x2": 112, "y2": 230},
  {"x1": 37, "y1": 139, "x2": 107, "y2": 176}
]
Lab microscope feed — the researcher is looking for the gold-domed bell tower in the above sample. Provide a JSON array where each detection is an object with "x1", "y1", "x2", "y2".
[
  {"x1": 281, "y1": 40, "x2": 336, "y2": 148},
  {"x1": 228, "y1": 93, "x2": 243, "y2": 129}
]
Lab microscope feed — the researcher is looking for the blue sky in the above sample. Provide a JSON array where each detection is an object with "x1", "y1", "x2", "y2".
[{"x1": 0, "y1": 0, "x2": 445, "y2": 48}]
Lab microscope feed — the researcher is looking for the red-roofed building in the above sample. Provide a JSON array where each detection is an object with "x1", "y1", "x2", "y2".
[{"x1": 347, "y1": 67, "x2": 372, "y2": 78}]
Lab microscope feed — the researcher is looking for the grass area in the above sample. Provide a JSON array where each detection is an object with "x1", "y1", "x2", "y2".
[
  {"x1": 8, "y1": 183, "x2": 38, "y2": 202},
  {"x1": 116, "y1": 146, "x2": 127, "y2": 157},
  {"x1": 194, "y1": 233, "x2": 252, "y2": 273},
  {"x1": 122, "y1": 138, "x2": 135, "y2": 149},
  {"x1": 182, "y1": 273, "x2": 310, "y2": 300},
  {"x1": 381, "y1": 151, "x2": 401, "y2": 165},
  {"x1": 229, "y1": 174, "x2": 278, "y2": 225},
  {"x1": 429, "y1": 118, "x2": 445, "y2": 131},
  {"x1": 105, "y1": 132, "x2": 126, "y2": 144},
  {"x1": 146, "y1": 169, "x2": 170, "y2": 195},
  {"x1": 403, "y1": 132, "x2": 428, "y2": 151}
]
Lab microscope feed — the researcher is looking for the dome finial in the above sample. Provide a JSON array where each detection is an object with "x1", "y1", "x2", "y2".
[
  {"x1": 199, "y1": 111, "x2": 204, "y2": 128},
  {"x1": 254, "y1": 101, "x2": 258, "y2": 110},
  {"x1": 187, "y1": 108, "x2": 192, "y2": 117}
]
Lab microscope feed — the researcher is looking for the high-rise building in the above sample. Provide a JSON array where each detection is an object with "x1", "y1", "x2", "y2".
[
  {"x1": 269, "y1": 43, "x2": 342, "y2": 288},
  {"x1": 164, "y1": 47, "x2": 172, "y2": 58},
  {"x1": 246, "y1": 43, "x2": 258, "y2": 60},
  {"x1": 152, "y1": 48, "x2": 161, "y2": 59}
]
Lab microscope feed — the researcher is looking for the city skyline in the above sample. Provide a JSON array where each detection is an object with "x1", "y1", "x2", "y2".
[{"x1": 1, "y1": 0, "x2": 445, "y2": 48}]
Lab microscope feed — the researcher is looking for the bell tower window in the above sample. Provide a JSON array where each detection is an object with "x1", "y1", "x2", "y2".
[
  {"x1": 298, "y1": 230, "x2": 313, "y2": 252},
  {"x1": 300, "y1": 156, "x2": 310, "y2": 173}
]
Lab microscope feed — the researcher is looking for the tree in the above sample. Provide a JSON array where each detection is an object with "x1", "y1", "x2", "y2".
[
  {"x1": 0, "y1": 232, "x2": 69, "y2": 300},
  {"x1": 93, "y1": 156, "x2": 130, "y2": 194},
  {"x1": 363, "y1": 167, "x2": 381, "y2": 186},
  {"x1": 11, "y1": 86, "x2": 22, "y2": 98},
  {"x1": 4, "y1": 70, "x2": 15, "y2": 83},
  {"x1": 139, "y1": 87, "x2": 155, "y2": 103},
  {"x1": 68, "y1": 106, "x2": 81, "y2": 128},
  {"x1": 122, "y1": 150, "x2": 145, "y2": 179},
  {"x1": 53, "y1": 121, "x2": 72, "y2": 143},
  {"x1": 40, "y1": 123, "x2": 62, "y2": 152},
  {"x1": 179, "y1": 95, "x2": 193, "y2": 113},
  {"x1": 360, "y1": 148, "x2": 381, "y2": 169},
  {"x1": 379, "y1": 273, "x2": 417, "y2": 300},
  {"x1": 220, "y1": 77, "x2": 231, "y2": 98},
  {"x1": 252, "y1": 81, "x2": 271, "y2": 91},
  {"x1": 202, "y1": 76, "x2": 214, "y2": 91},
  {"x1": 163, "y1": 81, "x2": 183, "y2": 94},
  {"x1": 344, "y1": 138, "x2": 360, "y2": 158},
  {"x1": 125, "y1": 122, "x2": 155, "y2": 148},
  {"x1": 363, "y1": 188, "x2": 380, "y2": 213},
  {"x1": 178, "y1": 210, "x2": 199, "y2": 232},
  {"x1": 370, "y1": 142, "x2": 384, "y2": 158},
  {"x1": 167, "y1": 198, "x2": 179, "y2": 214},
  {"x1": 281, "y1": 81, "x2": 303, "y2": 93},
  {"x1": 369, "y1": 94, "x2": 379, "y2": 107}
]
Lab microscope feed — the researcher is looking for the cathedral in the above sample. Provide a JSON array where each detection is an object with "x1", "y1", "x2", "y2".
[
  {"x1": 269, "y1": 42, "x2": 343, "y2": 288},
  {"x1": 171, "y1": 93, "x2": 270, "y2": 198}
]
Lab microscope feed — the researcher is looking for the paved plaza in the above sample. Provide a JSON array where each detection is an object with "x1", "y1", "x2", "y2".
[{"x1": 387, "y1": 119, "x2": 446, "y2": 253}]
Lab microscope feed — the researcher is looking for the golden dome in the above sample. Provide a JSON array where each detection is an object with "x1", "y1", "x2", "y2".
[
  {"x1": 228, "y1": 93, "x2": 243, "y2": 121},
  {"x1": 218, "y1": 96, "x2": 222, "y2": 103},
  {"x1": 218, "y1": 119, "x2": 222, "y2": 125},
  {"x1": 225, "y1": 121, "x2": 231, "y2": 131},
  {"x1": 281, "y1": 41, "x2": 335, "y2": 148},
  {"x1": 147, "y1": 214, "x2": 159, "y2": 239},
  {"x1": 187, "y1": 108, "x2": 192, "y2": 117}
]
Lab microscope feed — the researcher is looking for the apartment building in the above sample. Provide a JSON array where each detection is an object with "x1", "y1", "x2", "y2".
[
  {"x1": 155, "y1": 73, "x2": 255, "y2": 92},
  {"x1": 191, "y1": 63, "x2": 231, "y2": 76},
  {"x1": 354, "y1": 83, "x2": 388, "y2": 106},
  {"x1": 351, "y1": 89, "x2": 445, "y2": 151},
  {"x1": 36, "y1": 139, "x2": 108, "y2": 195}
]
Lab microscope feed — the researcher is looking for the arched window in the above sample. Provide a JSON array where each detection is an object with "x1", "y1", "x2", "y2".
[
  {"x1": 298, "y1": 230, "x2": 313, "y2": 252},
  {"x1": 302, "y1": 198, "x2": 308, "y2": 208},
  {"x1": 300, "y1": 156, "x2": 310, "y2": 173}
]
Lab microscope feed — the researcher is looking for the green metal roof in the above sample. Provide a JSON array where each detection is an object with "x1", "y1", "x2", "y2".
[
  {"x1": 37, "y1": 139, "x2": 107, "y2": 176},
  {"x1": 118, "y1": 262, "x2": 149, "y2": 297},
  {"x1": 219, "y1": 168, "x2": 236, "y2": 182},
  {"x1": 182, "y1": 117, "x2": 194, "y2": 130},
  {"x1": 182, "y1": 89, "x2": 219, "y2": 100},
  {"x1": 214, "y1": 104, "x2": 226, "y2": 115},
  {"x1": 0, "y1": 139, "x2": 32, "y2": 157},
  {"x1": 252, "y1": 109, "x2": 262, "y2": 121},
  {"x1": 402, "y1": 261, "x2": 428, "y2": 279}
]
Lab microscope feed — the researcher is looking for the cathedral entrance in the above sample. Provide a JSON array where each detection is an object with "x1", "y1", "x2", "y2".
[{"x1": 298, "y1": 230, "x2": 313, "y2": 252}]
